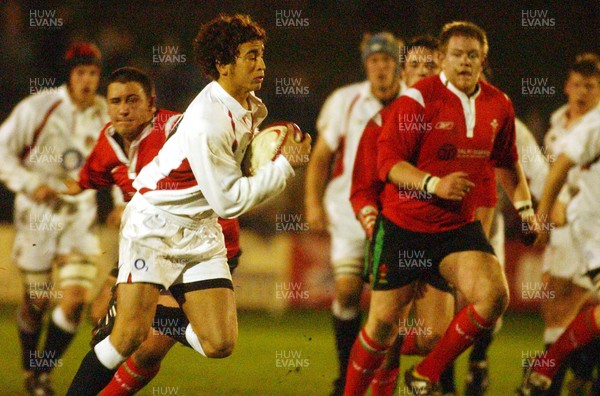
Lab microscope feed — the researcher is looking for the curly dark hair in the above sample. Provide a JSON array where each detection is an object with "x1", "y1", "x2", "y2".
[{"x1": 194, "y1": 14, "x2": 267, "y2": 81}]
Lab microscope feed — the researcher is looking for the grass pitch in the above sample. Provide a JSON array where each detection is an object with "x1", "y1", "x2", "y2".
[{"x1": 0, "y1": 306, "x2": 565, "y2": 395}]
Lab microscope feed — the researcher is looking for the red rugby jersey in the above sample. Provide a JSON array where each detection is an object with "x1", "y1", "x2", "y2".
[{"x1": 377, "y1": 73, "x2": 517, "y2": 232}]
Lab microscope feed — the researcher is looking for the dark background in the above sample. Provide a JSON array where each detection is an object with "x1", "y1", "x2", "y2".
[{"x1": 1, "y1": 0, "x2": 598, "y2": 220}]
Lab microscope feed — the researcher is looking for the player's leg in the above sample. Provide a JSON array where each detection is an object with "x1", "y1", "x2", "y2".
[
  {"x1": 176, "y1": 284, "x2": 237, "y2": 357},
  {"x1": 38, "y1": 254, "x2": 97, "y2": 376},
  {"x1": 410, "y1": 223, "x2": 508, "y2": 386},
  {"x1": 521, "y1": 217, "x2": 600, "y2": 393},
  {"x1": 12, "y1": 195, "x2": 61, "y2": 395},
  {"x1": 101, "y1": 327, "x2": 177, "y2": 395},
  {"x1": 344, "y1": 287, "x2": 414, "y2": 396},
  {"x1": 465, "y1": 210, "x2": 503, "y2": 396},
  {"x1": 67, "y1": 282, "x2": 160, "y2": 395},
  {"x1": 331, "y1": 261, "x2": 364, "y2": 395}
]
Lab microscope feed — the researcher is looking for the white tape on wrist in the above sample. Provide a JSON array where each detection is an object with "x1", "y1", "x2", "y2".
[{"x1": 515, "y1": 200, "x2": 534, "y2": 219}]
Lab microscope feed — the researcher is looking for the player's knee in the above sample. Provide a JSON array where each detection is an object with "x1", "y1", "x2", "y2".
[
  {"x1": 418, "y1": 335, "x2": 441, "y2": 354},
  {"x1": 113, "y1": 326, "x2": 149, "y2": 356},
  {"x1": 334, "y1": 275, "x2": 362, "y2": 308},
  {"x1": 201, "y1": 338, "x2": 236, "y2": 358},
  {"x1": 366, "y1": 317, "x2": 397, "y2": 346},
  {"x1": 487, "y1": 284, "x2": 509, "y2": 316}
]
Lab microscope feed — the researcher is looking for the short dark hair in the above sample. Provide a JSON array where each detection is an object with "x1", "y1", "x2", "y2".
[
  {"x1": 439, "y1": 21, "x2": 488, "y2": 57},
  {"x1": 194, "y1": 13, "x2": 267, "y2": 81},
  {"x1": 568, "y1": 52, "x2": 600, "y2": 80},
  {"x1": 402, "y1": 35, "x2": 439, "y2": 67},
  {"x1": 107, "y1": 67, "x2": 154, "y2": 99}
]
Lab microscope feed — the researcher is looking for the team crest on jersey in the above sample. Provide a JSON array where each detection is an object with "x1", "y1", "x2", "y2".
[{"x1": 61, "y1": 149, "x2": 84, "y2": 171}]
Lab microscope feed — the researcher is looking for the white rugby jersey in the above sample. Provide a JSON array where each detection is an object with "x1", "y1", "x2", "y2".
[
  {"x1": 562, "y1": 105, "x2": 600, "y2": 220},
  {"x1": 318, "y1": 80, "x2": 402, "y2": 218},
  {"x1": 543, "y1": 104, "x2": 600, "y2": 203},
  {"x1": 133, "y1": 81, "x2": 294, "y2": 219},
  {"x1": 0, "y1": 85, "x2": 107, "y2": 202},
  {"x1": 515, "y1": 118, "x2": 548, "y2": 200}
]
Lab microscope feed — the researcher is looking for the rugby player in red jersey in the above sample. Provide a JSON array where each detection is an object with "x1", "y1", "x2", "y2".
[{"x1": 344, "y1": 21, "x2": 539, "y2": 395}]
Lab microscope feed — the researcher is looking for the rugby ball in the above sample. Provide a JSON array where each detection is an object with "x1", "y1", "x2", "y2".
[{"x1": 242, "y1": 122, "x2": 303, "y2": 176}]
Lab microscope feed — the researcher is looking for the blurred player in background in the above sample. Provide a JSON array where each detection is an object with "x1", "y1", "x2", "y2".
[
  {"x1": 305, "y1": 31, "x2": 403, "y2": 396},
  {"x1": 534, "y1": 53, "x2": 600, "y2": 396},
  {"x1": 521, "y1": 54, "x2": 600, "y2": 395},
  {"x1": 519, "y1": 54, "x2": 600, "y2": 396},
  {"x1": 350, "y1": 35, "x2": 456, "y2": 396},
  {"x1": 0, "y1": 42, "x2": 107, "y2": 396},
  {"x1": 67, "y1": 14, "x2": 310, "y2": 395},
  {"x1": 343, "y1": 21, "x2": 539, "y2": 395}
]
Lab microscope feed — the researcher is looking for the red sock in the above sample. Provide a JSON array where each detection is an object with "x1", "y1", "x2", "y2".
[
  {"x1": 343, "y1": 328, "x2": 388, "y2": 396},
  {"x1": 100, "y1": 357, "x2": 160, "y2": 395},
  {"x1": 370, "y1": 367, "x2": 399, "y2": 396},
  {"x1": 535, "y1": 306, "x2": 600, "y2": 379},
  {"x1": 400, "y1": 333, "x2": 424, "y2": 356},
  {"x1": 416, "y1": 305, "x2": 494, "y2": 382}
]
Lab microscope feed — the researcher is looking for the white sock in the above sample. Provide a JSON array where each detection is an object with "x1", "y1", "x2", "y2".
[
  {"x1": 544, "y1": 327, "x2": 565, "y2": 344},
  {"x1": 185, "y1": 324, "x2": 207, "y2": 356},
  {"x1": 94, "y1": 336, "x2": 125, "y2": 369},
  {"x1": 331, "y1": 299, "x2": 359, "y2": 321},
  {"x1": 52, "y1": 306, "x2": 78, "y2": 333}
]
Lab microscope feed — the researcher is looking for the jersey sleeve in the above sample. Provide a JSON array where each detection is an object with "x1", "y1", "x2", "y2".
[
  {"x1": 316, "y1": 90, "x2": 346, "y2": 151},
  {"x1": 0, "y1": 98, "x2": 45, "y2": 195},
  {"x1": 515, "y1": 118, "x2": 548, "y2": 200},
  {"x1": 350, "y1": 114, "x2": 384, "y2": 215},
  {"x1": 183, "y1": 114, "x2": 295, "y2": 219},
  {"x1": 490, "y1": 97, "x2": 519, "y2": 169},
  {"x1": 78, "y1": 132, "x2": 114, "y2": 190},
  {"x1": 377, "y1": 93, "x2": 424, "y2": 181}
]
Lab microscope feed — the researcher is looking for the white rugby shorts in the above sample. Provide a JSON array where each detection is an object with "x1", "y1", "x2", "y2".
[{"x1": 117, "y1": 194, "x2": 231, "y2": 289}]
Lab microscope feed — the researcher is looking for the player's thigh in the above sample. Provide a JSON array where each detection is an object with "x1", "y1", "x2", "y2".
[
  {"x1": 365, "y1": 286, "x2": 413, "y2": 336},
  {"x1": 414, "y1": 284, "x2": 454, "y2": 336},
  {"x1": 439, "y1": 250, "x2": 507, "y2": 304},
  {"x1": 112, "y1": 283, "x2": 160, "y2": 345},
  {"x1": 180, "y1": 287, "x2": 237, "y2": 345}
]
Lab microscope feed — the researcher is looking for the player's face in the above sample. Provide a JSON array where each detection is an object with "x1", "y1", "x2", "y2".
[
  {"x1": 68, "y1": 64, "x2": 101, "y2": 108},
  {"x1": 440, "y1": 35, "x2": 485, "y2": 95},
  {"x1": 107, "y1": 81, "x2": 155, "y2": 142},
  {"x1": 228, "y1": 40, "x2": 266, "y2": 94},
  {"x1": 564, "y1": 72, "x2": 600, "y2": 113},
  {"x1": 365, "y1": 52, "x2": 399, "y2": 92},
  {"x1": 403, "y1": 48, "x2": 440, "y2": 87}
]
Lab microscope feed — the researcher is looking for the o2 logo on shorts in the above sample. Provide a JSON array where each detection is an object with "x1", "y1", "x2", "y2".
[
  {"x1": 61, "y1": 148, "x2": 84, "y2": 171},
  {"x1": 134, "y1": 259, "x2": 148, "y2": 271},
  {"x1": 437, "y1": 144, "x2": 457, "y2": 161}
]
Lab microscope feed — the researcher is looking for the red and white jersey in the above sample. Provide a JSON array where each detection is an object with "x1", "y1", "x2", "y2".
[
  {"x1": 133, "y1": 81, "x2": 294, "y2": 220},
  {"x1": 377, "y1": 72, "x2": 518, "y2": 233},
  {"x1": 0, "y1": 85, "x2": 107, "y2": 202},
  {"x1": 78, "y1": 109, "x2": 180, "y2": 201},
  {"x1": 562, "y1": 104, "x2": 600, "y2": 220}
]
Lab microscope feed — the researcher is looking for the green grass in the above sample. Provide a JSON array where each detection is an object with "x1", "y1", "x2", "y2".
[{"x1": 0, "y1": 306, "x2": 567, "y2": 395}]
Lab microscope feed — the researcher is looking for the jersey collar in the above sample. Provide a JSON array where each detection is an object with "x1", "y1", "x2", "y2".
[{"x1": 211, "y1": 81, "x2": 268, "y2": 129}]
